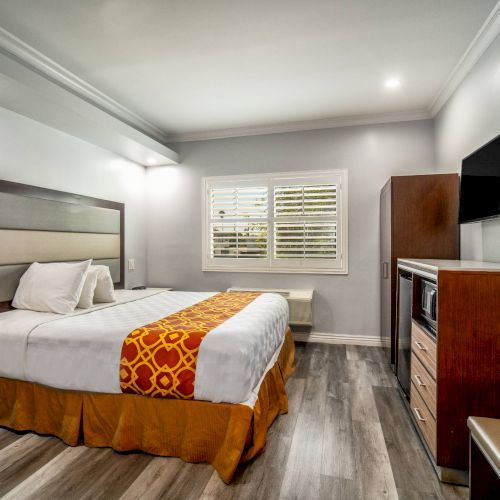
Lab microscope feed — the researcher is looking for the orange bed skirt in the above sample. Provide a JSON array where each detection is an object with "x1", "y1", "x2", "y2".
[{"x1": 0, "y1": 328, "x2": 295, "y2": 483}]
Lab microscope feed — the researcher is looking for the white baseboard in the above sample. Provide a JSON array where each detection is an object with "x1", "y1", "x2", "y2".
[{"x1": 293, "y1": 331, "x2": 388, "y2": 347}]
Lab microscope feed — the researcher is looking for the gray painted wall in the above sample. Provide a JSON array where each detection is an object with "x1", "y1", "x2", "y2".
[
  {"x1": 1, "y1": 31, "x2": 496, "y2": 339},
  {"x1": 435, "y1": 33, "x2": 500, "y2": 261},
  {"x1": 0, "y1": 106, "x2": 147, "y2": 288},
  {"x1": 146, "y1": 120, "x2": 435, "y2": 337}
]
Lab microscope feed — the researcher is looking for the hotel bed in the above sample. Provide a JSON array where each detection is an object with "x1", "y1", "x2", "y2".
[{"x1": 0, "y1": 180, "x2": 295, "y2": 483}]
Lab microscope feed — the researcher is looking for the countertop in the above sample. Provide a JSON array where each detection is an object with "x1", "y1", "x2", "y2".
[{"x1": 398, "y1": 258, "x2": 500, "y2": 277}]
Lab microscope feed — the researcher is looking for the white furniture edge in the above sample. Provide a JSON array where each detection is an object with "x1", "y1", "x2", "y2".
[{"x1": 399, "y1": 258, "x2": 500, "y2": 274}]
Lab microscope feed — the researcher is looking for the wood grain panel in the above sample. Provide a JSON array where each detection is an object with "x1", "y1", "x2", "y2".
[
  {"x1": 0, "y1": 429, "x2": 21, "y2": 452},
  {"x1": 0, "y1": 230, "x2": 120, "y2": 265},
  {"x1": 352, "y1": 419, "x2": 399, "y2": 499},
  {"x1": 411, "y1": 353, "x2": 437, "y2": 419},
  {"x1": 411, "y1": 382, "x2": 437, "y2": 458},
  {"x1": 382, "y1": 173, "x2": 460, "y2": 365},
  {"x1": 437, "y1": 270, "x2": 500, "y2": 470},
  {"x1": 373, "y1": 386, "x2": 440, "y2": 497},
  {"x1": 1, "y1": 447, "x2": 88, "y2": 500},
  {"x1": 0, "y1": 436, "x2": 67, "y2": 497},
  {"x1": 411, "y1": 321, "x2": 437, "y2": 379}
]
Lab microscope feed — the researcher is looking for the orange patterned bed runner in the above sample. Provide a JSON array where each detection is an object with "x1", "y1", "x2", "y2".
[{"x1": 120, "y1": 292, "x2": 260, "y2": 399}]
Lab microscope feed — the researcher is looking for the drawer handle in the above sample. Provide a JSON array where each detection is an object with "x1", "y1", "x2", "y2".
[
  {"x1": 414, "y1": 375, "x2": 426, "y2": 387},
  {"x1": 413, "y1": 407, "x2": 426, "y2": 422},
  {"x1": 414, "y1": 341, "x2": 427, "y2": 351}
]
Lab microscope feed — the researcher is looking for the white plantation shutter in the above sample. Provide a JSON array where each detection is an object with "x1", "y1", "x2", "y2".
[
  {"x1": 209, "y1": 187, "x2": 268, "y2": 261},
  {"x1": 274, "y1": 184, "x2": 337, "y2": 218},
  {"x1": 274, "y1": 221, "x2": 337, "y2": 259},
  {"x1": 203, "y1": 171, "x2": 347, "y2": 273},
  {"x1": 273, "y1": 181, "x2": 340, "y2": 268},
  {"x1": 211, "y1": 187, "x2": 267, "y2": 219},
  {"x1": 211, "y1": 222, "x2": 268, "y2": 258}
]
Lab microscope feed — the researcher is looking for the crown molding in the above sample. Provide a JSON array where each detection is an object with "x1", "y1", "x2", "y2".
[
  {"x1": 167, "y1": 110, "x2": 432, "y2": 143},
  {"x1": 429, "y1": 1, "x2": 500, "y2": 117},
  {"x1": 0, "y1": 26, "x2": 168, "y2": 144},
  {"x1": 0, "y1": 51, "x2": 179, "y2": 165},
  {"x1": 2, "y1": 0, "x2": 498, "y2": 148}
]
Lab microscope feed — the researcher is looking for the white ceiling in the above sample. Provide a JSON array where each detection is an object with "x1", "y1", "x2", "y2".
[{"x1": 0, "y1": 0, "x2": 498, "y2": 140}]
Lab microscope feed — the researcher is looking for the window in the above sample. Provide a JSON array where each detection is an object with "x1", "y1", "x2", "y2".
[{"x1": 202, "y1": 169, "x2": 347, "y2": 274}]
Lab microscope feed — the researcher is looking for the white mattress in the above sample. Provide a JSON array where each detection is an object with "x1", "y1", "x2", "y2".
[{"x1": 0, "y1": 290, "x2": 288, "y2": 405}]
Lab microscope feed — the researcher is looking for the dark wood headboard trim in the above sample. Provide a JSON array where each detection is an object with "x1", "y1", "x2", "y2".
[
  {"x1": 0, "y1": 180, "x2": 125, "y2": 288},
  {"x1": 0, "y1": 301, "x2": 12, "y2": 312}
]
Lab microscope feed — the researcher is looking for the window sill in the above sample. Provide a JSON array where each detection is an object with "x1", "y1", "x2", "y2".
[{"x1": 202, "y1": 265, "x2": 348, "y2": 275}]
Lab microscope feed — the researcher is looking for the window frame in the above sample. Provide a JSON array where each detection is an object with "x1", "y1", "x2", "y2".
[{"x1": 202, "y1": 169, "x2": 348, "y2": 274}]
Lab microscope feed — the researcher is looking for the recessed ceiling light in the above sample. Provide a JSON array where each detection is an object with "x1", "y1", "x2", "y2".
[
  {"x1": 385, "y1": 77, "x2": 401, "y2": 89},
  {"x1": 146, "y1": 157, "x2": 155, "y2": 166}
]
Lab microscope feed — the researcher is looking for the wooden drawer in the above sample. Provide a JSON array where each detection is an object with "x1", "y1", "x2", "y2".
[
  {"x1": 411, "y1": 382, "x2": 437, "y2": 458},
  {"x1": 411, "y1": 353, "x2": 437, "y2": 419},
  {"x1": 411, "y1": 321, "x2": 437, "y2": 379}
]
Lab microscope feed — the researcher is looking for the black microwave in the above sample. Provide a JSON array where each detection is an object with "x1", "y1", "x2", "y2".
[{"x1": 421, "y1": 279, "x2": 437, "y2": 335}]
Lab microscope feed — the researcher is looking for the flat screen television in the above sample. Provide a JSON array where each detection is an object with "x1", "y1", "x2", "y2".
[{"x1": 459, "y1": 133, "x2": 500, "y2": 224}]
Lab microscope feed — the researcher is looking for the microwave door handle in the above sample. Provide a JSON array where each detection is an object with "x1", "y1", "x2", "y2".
[
  {"x1": 422, "y1": 293, "x2": 430, "y2": 315},
  {"x1": 431, "y1": 289, "x2": 437, "y2": 313}
]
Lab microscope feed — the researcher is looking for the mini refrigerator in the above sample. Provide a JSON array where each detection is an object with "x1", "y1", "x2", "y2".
[{"x1": 396, "y1": 271, "x2": 412, "y2": 399}]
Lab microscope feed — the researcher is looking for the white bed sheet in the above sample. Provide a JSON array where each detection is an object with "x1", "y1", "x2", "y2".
[
  {"x1": 0, "y1": 290, "x2": 288, "y2": 405},
  {"x1": 0, "y1": 290, "x2": 161, "y2": 382}
]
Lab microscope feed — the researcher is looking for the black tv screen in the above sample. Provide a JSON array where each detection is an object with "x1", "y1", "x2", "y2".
[{"x1": 459, "y1": 134, "x2": 500, "y2": 224}]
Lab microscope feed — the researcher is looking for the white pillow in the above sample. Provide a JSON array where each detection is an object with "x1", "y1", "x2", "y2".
[
  {"x1": 77, "y1": 266, "x2": 100, "y2": 309},
  {"x1": 91, "y1": 265, "x2": 116, "y2": 303},
  {"x1": 12, "y1": 260, "x2": 91, "y2": 314}
]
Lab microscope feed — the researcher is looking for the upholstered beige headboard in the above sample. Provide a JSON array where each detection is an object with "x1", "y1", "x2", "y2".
[{"x1": 0, "y1": 180, "x2": 124, "y2": 303}]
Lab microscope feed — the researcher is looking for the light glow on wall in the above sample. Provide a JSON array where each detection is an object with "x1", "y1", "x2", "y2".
[
  {"x1": 146, "y1": 165, "x2": 182, "y2": 198},
  {"x1": 385, "y1": 77, "x2": 401, "y2": 90}
]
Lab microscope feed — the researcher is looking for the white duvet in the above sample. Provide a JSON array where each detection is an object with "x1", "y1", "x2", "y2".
[{"x1": 0, "y1": 290, "x2": 289, "y2": 406}]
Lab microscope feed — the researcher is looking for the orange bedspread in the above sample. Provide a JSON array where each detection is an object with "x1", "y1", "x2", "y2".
[
  {"x1": 120, "y1": 292, "x2": 261, "y2": 399},
  {"x1": 0, "y1": 328, "x2": 295, "y2": 483}
]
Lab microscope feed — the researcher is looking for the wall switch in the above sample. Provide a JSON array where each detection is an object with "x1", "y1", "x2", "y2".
[{"x1": 128, "y1": 258, "x2": 135, "y2": 271}]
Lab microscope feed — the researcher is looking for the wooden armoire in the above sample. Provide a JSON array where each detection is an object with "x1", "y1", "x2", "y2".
[{"x1": 380, "y1": 174, "x2": 460, "y2": 364}]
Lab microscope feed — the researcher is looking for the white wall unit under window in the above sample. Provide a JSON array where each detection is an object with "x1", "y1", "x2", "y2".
[
  {"x1": 202, "y1": 169, "x2": 348, "y2": 274},
  {"x1": 227, "y1": 287, "x2": 314, "y2": 325}
]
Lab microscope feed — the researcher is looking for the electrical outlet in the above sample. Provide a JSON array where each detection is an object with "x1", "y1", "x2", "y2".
[{"x1": 128, "y1": 258, "x2": 135, "y2": 271}]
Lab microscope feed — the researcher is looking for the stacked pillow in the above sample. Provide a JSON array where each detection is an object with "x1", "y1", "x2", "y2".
[
  {"x1": 77, "y1": 265, "x2": 116, "y2": 309},
  {"x1": 12, "y1": 261, "x2": 116, "y2": 314}
]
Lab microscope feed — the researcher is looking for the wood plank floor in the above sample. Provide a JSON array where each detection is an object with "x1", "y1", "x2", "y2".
[{"x1": 0, "y1": 343, "x2": 469, "y2": 499}]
